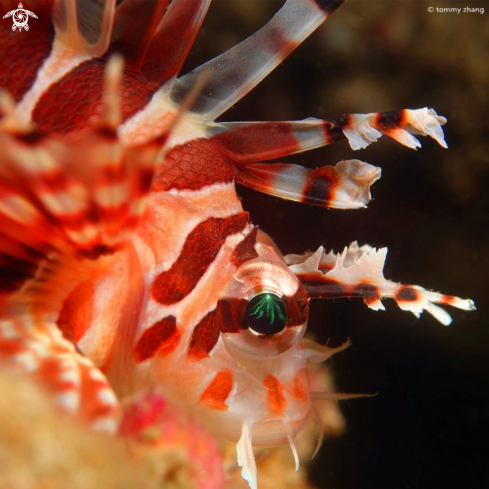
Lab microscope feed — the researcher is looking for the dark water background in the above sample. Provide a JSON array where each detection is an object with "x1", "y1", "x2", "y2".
[{"x1": 183, "y1": 1, "x2": 488, "y2": 488}]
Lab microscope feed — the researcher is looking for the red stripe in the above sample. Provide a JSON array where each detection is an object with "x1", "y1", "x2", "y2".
[
  {"x1": 33, "y1": 60, "x2": 157, "y2": 134},
  {"x1": 57, "y1": 280, "x2": 95, "y2": 343},
  {"x1": 152, "y1": 139, "x2": 236, "y2": 192},
  {"x1": 395, "y1": 286, "x2": 419, "y2": 303},
  {"x1": 264, "y1": 374, "x2": 287, "y2": 416},
  {"x1": 301, "y1": 165, "x2": 340, "y2": 206},
  {"x1": 188, "y1": 309, "x2": 219, "y2": 359},
  {"x1": 231, "y1": 226, "x2": 258, "y2": 268},
  {"x1": 151, "y1": 213, "x2": 249, "y2": 305},
  {"x1": 216, "y1": 298, "x2": 248, "y2": 333},
  {"x1": 0, "y1": 2, "x2": 54, "y2": 102},
  {"x1": 375, "y1": 110, "x2": 407, "y2": 131},
  {"x1": 133, "y1": 316, "x2": 180, "y2": 363},
  {"x1": 199, "y1": 369, "x2": 233, "y2": 411}
]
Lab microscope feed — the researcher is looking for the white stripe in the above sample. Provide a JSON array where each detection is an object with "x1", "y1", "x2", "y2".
[
  {"x1": 92, "y1": 416, "x2": 118, "y2": 434},
  {"x1": 293, "y1": 118, "x2": 328, "y2": 150},
  {"x1": 15, "y1": 40, "x2": 92, "y2": 124},
  {"x1": 56, "y1": 390, "x2": 80, "y2": 413},
  {"x1": 97, "y1": 387, "x2": 118, "y2": 406},
  {"x1": 13, "y1": 352, "x2": 38, "y2": 372},
  {"x1": 119, "y1": 84, "x2": 207, "y2": 146}
]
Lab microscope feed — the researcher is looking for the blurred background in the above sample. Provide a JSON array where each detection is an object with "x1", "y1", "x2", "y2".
[{"x1": 183, "y1": 1, "x2": 489, "y2": 488}]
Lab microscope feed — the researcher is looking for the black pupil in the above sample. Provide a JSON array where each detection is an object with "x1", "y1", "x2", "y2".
[{"x1": 245, "y1": 293, "x2": 287, "y2": 335}]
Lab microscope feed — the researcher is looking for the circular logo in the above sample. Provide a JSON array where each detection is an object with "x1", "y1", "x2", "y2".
[{"x1": 2, "y1": 3, "x2": 38, "y2": 32}]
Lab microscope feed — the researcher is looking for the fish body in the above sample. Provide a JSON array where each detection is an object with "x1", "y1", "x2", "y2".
[{"x1": 0, "y1": 1, "x2": 475, "y2": 487}]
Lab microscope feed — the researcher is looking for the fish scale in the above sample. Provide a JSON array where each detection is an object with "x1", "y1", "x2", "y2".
[{"x1": 0, "y1": 1, "x2": 475, "y2": 488}]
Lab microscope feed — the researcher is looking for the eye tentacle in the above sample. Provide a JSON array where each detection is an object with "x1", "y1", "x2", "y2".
[
  {"x1": 236, "y1": 418, "x2": 257, "y2": 489},
  {"x1": 301, "y1": 338, "x2": 352, "y2": 363}
]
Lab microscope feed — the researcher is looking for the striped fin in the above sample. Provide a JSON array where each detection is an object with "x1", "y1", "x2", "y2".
[
  {"x1": 208, "y1": 108, "x2": 447, "y2": 163},
  {"x1": 0, "y1": 316, "x2": 120, "y2": 432},
  {"x1": 234, "y1": 160, "x2": 381, "y2": 209},
  {"x1": 207, "y1": 108, "x2": 445, "y2": 208},
  {"x1": 0, "y1": 56, "x2": 167, "y2": 277},
  {"x1": 288, "y1": 242, "x2": 476, "y2": 325},
  {"x1": 170, "y1": 0, "x2": 344, "y2": 121}
]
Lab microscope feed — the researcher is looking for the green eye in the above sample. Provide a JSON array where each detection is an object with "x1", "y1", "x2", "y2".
[{"x1": 245, "y1": 293, "x2": 287, "y2": 335}]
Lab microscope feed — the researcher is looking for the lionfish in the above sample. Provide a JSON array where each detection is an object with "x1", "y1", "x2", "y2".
[{"x1": 0, "y1": 0, "x2": 475, "y2": 487}]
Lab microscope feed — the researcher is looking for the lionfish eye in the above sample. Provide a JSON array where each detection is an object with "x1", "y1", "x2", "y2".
[{"x1": 245, "y1": 293, "x2": 287, "y2": 335}]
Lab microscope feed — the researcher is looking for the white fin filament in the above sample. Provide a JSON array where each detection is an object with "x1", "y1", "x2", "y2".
[{"x1": 237, "y1": 420, "x2": 257, "y2": 489}]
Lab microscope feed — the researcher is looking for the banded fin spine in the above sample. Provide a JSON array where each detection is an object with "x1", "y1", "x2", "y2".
[
  {"x1": 208, "y1": 108, "x2": 447, "y2": 163},
  {"x1": 288, "y1": 242, "x2": 475, "y2": 325},
  {"x1": 170, "y1": 0, "x2": 345, "y2": 121},
  {"x1": 234, "y1": 160, "x2": 381, "y2": 209}
]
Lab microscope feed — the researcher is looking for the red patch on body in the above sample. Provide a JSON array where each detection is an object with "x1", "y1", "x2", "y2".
[
  {"x1": 188, "y1": 309, "x2": 220, "y2": 359},
  {"x1": 151, "y1": 213, "x2": 249, "y2": 305},
  {"x1": 33, "y1": 61, "x2": 157, "y2": 134},
  {"x1": 264, "y1": 374, "x2": 287, "y2": 416},
  {"x1": 133, "y1": 316, "x2": 180, "y2": 363},
  {"x1": 57, "y1": 281, "x2": 95, "y2": 343},
  {"x1": 217, "y1": 298, "x2": 248, "y2": 333},
  {"x1": 0, "y1": 3, "x2": 54, "y2": 102},
  {"x1": 199, "y1": 369, "x2": 233, "y2": 411},
  {"x1": 152, "y1": 139, "x2": 236, "y2": 192},
  {"x1": 231, "y1": 227, "x2": 258, "y2": 268}
]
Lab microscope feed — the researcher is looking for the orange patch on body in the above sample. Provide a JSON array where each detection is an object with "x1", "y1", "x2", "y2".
[
  {"x1": 57, "y1": 280, "x2": 95, "y2": 343},
  {"x1": 292, "y1": 370, "x2": 309, "y2": 403},
  {"x1": 199, "y1": 370, "x2": 233, "y2": 411},
  {"x1": 264, "y1": 374, "x2": 287, "y2": 416}
]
